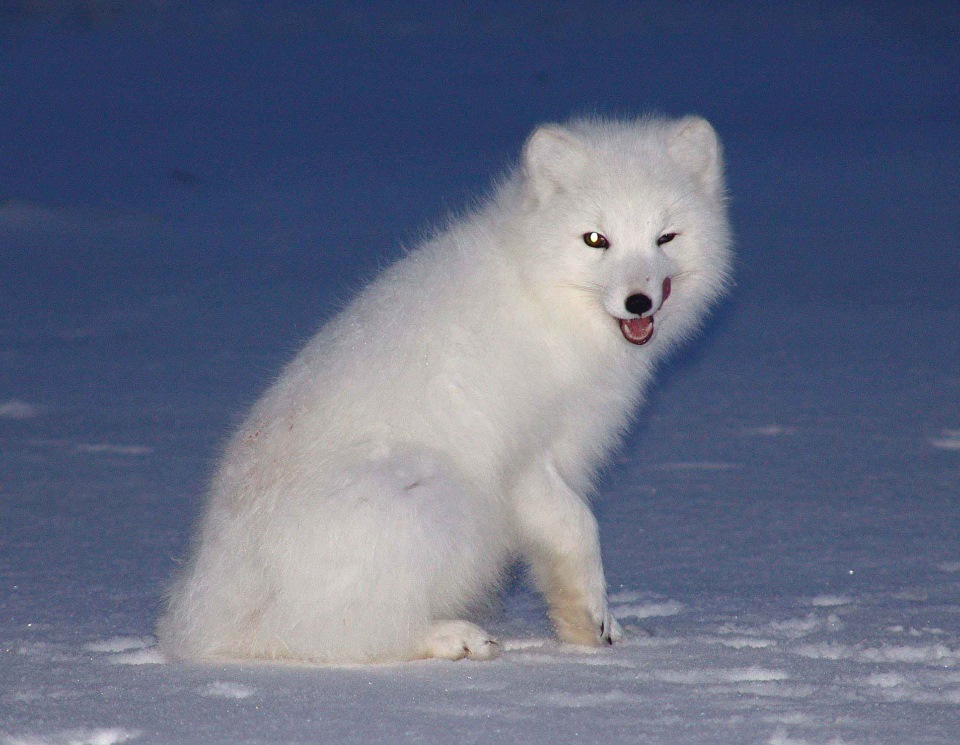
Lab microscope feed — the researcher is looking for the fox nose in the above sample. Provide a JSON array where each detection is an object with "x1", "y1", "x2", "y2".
[{"x1": 624, "y1": 293, "x2": 653, "y2": 316}]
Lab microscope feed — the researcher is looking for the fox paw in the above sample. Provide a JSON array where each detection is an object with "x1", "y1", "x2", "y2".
[
  {"x1": 416, "y1": 620, "x2": 501, "y2": 661},
  {"x1": 553, "y1": 605, "x2": 624, "y2": 647}
]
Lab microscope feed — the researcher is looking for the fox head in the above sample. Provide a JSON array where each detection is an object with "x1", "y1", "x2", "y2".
[{"x1": 513, "y1": 116, "x2": 733, "y2": 353}]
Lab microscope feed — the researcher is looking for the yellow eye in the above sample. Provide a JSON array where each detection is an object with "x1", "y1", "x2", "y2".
[{"x1": 583, "y1": 231, "x2": 609, "y2": 249}]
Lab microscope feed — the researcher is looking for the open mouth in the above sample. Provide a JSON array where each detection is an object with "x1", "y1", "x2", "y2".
[
  {"x1": 617, "y1": 277, "x2": 671, "y2": 346},
  {"x1": 619, "y1": 316, "x2": 654, "y2": 345}
]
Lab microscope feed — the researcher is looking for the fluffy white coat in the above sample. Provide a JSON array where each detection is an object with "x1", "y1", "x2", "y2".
[{"x1": 158, "y1": 115, "x2": 733, "y2": 663}]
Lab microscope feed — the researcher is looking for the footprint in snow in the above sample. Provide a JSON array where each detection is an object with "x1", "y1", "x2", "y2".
[
  {"x1": 741, "y1": 424, "x2": 796, "y2": 436},
  {"x1": 0, "y1": 399, "x2": 38, "y2": 419},
  {"x1": 929, "y1": 429, "x2": 960, "y2": 450},
  {"x1": 1, "y1": 727, "x2": 140, "y2": 745},
  {"x1": 200, "y1": 681, "x2": 255, "y2": 699},
  {"x1": 84, "y1": 636, "x2": 165, "y2": 665}
]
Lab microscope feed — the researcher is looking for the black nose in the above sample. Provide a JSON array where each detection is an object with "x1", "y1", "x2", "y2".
[{"x1": 624, "y1": 293, "x2": 653, "y2": 316}]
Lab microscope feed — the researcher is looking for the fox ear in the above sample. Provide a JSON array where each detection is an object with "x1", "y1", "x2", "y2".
[
  {"x1": 669, "y1": 116, "x2": 724, "y2": 195},
  {"x1": 522, "y1": 124, "x2": 587, "y2": 203}
]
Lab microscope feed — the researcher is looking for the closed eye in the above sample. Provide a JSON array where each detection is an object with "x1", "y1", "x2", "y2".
[{"x1": 656, "y1": 232, "x2": 678, "y2": 247}]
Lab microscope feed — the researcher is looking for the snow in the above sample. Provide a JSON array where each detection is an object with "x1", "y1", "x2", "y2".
[
  {"x1": 0, "y1": 401, "x2": 38, "y2": 420},
  {"x1": 4, "y1": 729, "x2": 141, "y2": 745},
  {"x1": 2, "y1": 2, "x2": 959, "y2": 743},
  {"x1": 930, "y1": 431, "x2": 960, "y2": 451},
  {"x1": 82, "y1": 637, "x2": 154, "y2": 654},
  {"x1": 198, "y1": 682, "x2": 254, "y2": 700},
  {"x1": 611, "y1": 600, "x2": 685, "y2": 620}
]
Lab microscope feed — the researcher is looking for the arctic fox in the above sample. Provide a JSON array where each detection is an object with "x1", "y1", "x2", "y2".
[{"x1": 158, "y1": 115, "x2": 732, "y2": 663}]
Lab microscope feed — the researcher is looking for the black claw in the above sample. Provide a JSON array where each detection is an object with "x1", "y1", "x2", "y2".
[{"x1": 600, "y1": 619, "x2": 613, "y2": 644}]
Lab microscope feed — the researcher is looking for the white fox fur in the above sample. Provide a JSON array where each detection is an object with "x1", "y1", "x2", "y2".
[{"x1": 158, "y1": 115, "x2": 733, "y2": 663}]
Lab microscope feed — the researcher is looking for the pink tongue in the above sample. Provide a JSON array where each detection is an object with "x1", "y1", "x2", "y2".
[{"x1": 619, "y1": 316, "x2": 654, "y2": 345}]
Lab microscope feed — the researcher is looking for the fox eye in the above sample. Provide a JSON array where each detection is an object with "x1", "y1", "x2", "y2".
[
  {"x1": 656, "y1": 232, "x2": 678, "y2": 247},
  {"x1": 583, "y1": 231, "x2": 610, "y2": 249}
]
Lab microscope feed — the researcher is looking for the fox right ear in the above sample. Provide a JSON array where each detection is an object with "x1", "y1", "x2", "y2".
[
  {"x1": 522, "y1": 125, "x2": 586, "y2": 203},
  {"x1": 668, "y1": 116, "x2": 724, "y2": 197}
]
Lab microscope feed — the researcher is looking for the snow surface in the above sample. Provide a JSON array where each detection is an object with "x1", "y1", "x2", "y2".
[{"x1": 2, "y1": 2, "x2": 959, "y2": 743}]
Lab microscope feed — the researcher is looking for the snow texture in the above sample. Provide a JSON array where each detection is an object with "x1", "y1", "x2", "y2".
[{"x1": 2, "y1": 2, "x2": 959, "y2": 743}]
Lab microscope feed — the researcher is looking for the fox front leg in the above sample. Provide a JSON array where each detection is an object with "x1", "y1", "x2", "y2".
[{"x1": 513, "y1": 462, "x2": 623, "y2": 646}]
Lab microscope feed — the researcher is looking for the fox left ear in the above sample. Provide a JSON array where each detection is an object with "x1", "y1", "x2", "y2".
[
  {"x1": 668, "y1": 116, "x2": 724, "y2": 196},
  {"x1": 522, "y1": 124, "x2": 587, "y2": 204}
]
